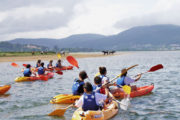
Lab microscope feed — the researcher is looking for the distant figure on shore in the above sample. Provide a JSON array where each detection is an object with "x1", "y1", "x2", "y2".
[
  {"x1": 102, "y1": 50, "x2": 109, "y2": 55},
  {"x1": 109, "y1": 50, "x2": 116, "y2": 55},
  {"x1": 61, "y1": 51, "x2": 65, "y2": 56},
  {"x1": 32, "y1": 51, "x2": 35, "y2": 55},
  {"x1": 102, "y1": 50, "x2": 116, "y2": 55}
]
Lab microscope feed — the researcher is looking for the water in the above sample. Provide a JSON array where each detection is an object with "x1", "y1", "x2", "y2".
[{"x1": 0, "y1": 51, "x2": 180, "y2": 120}]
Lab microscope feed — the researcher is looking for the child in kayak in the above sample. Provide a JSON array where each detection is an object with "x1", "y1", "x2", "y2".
[
  {"x1": 47, "y1": 60, "x2": 53, "y2": 69},
  {"x1": 56, "y1": 59, "x2": 62, "y2": 68},
  {"x1": 112, "y1": 68, "x2": 141, "y2": 93},
  {"x1": 72, "y1": 71, "x2": 88, "y2": 95},
  {"x1": 23, "y1": 64, "x2": 36, "y2": 77},
  {"x1": 75, "y1": 82, "x2": 110, "y2": 111},
  {"x1": 38, "y1": 62, "x2": 46, "y2": 75},
  {"x1": 98, "y1": 67, "x2": 109, "y2": 84},
  {"x1": 36, "y1": 59, "x2": 41, "y2": 68},
  {"x1": 93, "y1": 76, "x2": 105, "y2": 94}
]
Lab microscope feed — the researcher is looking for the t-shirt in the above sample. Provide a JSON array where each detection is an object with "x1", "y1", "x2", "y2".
[
  {"x1": 124, "y1": 76, "x2": 135, "y2": 85},
  {"x1": 75, "y1": 92, "x2": 107, "y2": 108}
]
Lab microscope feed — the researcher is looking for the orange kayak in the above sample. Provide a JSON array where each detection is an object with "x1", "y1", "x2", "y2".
[
  {"x1": 112, "y1": 84, "x2": 154, "y2": 99},
  {"x1": 0, "y1": 85, "x2": 11, "y2": 95}
]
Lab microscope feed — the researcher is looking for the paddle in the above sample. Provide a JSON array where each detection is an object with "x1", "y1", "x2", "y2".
[
  {"x1": 11, "y1": 62, "x2": 19, "y2": 67},
  {"x1": 23, "y1": 64, "x2": 27, "y2": 67},
  {"x1": 141, "y1": 64, "x2": 163, "y2": 75},
  {"x1": 66, "y1": 56, "x2": 79, "y2": 68},
  {"x1": 132, "y1": 64, "x2": 164, "y2": 79},
  {"x1": 48, "y1": 104, "x2": 74, "y2": 117},
  {"x1": 57, "y1": 53, "x2": 62, "y2": 59}
]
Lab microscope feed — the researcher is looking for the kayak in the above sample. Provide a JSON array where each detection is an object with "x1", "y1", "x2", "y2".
[
  {"x1": 0, "y1": 85, "x2": 11, "y2": 95},
  {"x1": 72, "y1": 101, "x2": 118, "y2": 120},
  {"x1": 15, "y1": 72, "x2": 54, "y2": 82},
  {"x1": 51, "y1": 84, "x2": 154, "y2": 104},
  {"x1": 112, "y1": 84, "x2": 154, "y2": 99},
  {"x1": 55, "y1": 66, "x2": 73, "y2": 71},
  {"x1": 50, "y1": 94, "x2": 80, "y2": 104}
]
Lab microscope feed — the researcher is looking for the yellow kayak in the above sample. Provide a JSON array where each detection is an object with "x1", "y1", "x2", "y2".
[
  {"x1": 72, "y1": 101, "x2": 118, "y2": 120},
  {"x1": 50, "y1": 94, "x2": 80, "y2": 104}
]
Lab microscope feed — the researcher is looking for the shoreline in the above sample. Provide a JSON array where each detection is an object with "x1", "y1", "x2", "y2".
[{"x1": 0, "y1": 52, "x2": 130, "y2": 63}]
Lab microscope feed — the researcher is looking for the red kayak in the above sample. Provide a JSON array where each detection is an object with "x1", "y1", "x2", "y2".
[
  {"x1": 55, "y1": 66, "x2": 73, "y2": 71},
  {"x1": 112, "y1": 84, "x2": 154, "y2": 99}
]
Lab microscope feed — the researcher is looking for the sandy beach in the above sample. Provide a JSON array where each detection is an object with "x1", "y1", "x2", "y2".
[{"x1": 0, "y1": 52, "x2": 130, "y2": 62}]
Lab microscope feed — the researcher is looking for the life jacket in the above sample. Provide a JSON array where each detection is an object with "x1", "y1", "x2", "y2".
[
  {"x1": 93, "y1": 84, "x2": 105, "y2": 94},
  {"x1": 47, "y1": 63, "x2": 53, "y2": 69},
  {"x1": 72, "y1": 79, "x2": 84, "y2": 95},
  {"x1": 82, "y1": 92, "x2": 99, "y2": 111},
  {"x1": 116, "y1": 76, "x2": 126, "y2": 87},
  {"x1": 23, "y1": 68, "x2": 31, "y2": 77},
  {"x1": 38, "y1": 67, "x2": 45, "y2": 75}
]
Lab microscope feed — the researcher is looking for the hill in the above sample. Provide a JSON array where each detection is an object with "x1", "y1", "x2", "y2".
[{"x1": 8, "y1": 24, "x2": 180, "y2": 51}]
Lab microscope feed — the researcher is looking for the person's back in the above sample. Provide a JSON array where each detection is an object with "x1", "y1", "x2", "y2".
[
  {"x1": 56, "y1": 59, "x2": 62, "y2": 68},
  {"x1": 99, "y1": 67, "x2": 109, "y2": 84},
  {"x1": 72, "y1": 71, "x2": 88, "y2": 95},
  {"x1": 23, "y1": 64, "x2": 32, "y2": 77},
  {"x1": 38, "y1": 62, "x2": 45, "y2": 75},
  {"x1": 75, "y1": 82, "x2": 107, "y2": 111},
  {"x1": 93, "y1": 76, "x2": 105, "y2": 94}
]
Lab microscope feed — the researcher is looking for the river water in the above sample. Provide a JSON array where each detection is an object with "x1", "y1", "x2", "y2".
[{"x1": 0, "y1": 51, "x2": 179, "y2": 120}]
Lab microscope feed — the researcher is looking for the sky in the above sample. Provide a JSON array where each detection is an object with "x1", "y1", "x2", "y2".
[{"x1": 0, "y1": 0, "x2": 180, "y2": 41}]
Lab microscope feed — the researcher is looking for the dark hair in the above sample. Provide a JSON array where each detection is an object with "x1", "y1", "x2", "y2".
[
  {"x1": 121, "y1": 68, "x2": 127, "y2": 76},
  {"x1": 94, "y1": 76, "x2": 102, "y2": 85},
  {"x1": 41, "y1": 62, "x2": 44, "y2": 67},
  {"x1": 26, "y1": 64, "x2": 31, "y2": 68},
  {"x1": 99, "y1": 67, "x2": 107, "y2": 75},
  {"x1": 83, "y1": 82, "x2": 93, "y2": 92},
  {"x1": 37, "y1": 59, "x2": 41, "y2": 63},
  {"x1": 58, "y1": 59, "x2": 61, "y2": 63},
  {"x1": 50, "y1": 60, "x2": 53, "y2": 63},
  {"x1": 79, "y1": 71, "x2": 88, "y2": 80}
]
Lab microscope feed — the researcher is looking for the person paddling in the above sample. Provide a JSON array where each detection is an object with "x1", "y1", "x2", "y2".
[
  {"x1": 56, "y1": 59, "x2": 62, "y2": 68},
  {"x1": 23, "y1": 64, "x2": 36, "y2": 77},
  {"x1": 38, "y1": 62, "x2": 46, "y2": 75},
  {"x1": 47, "y1": 60, "x2": 54, "y2": 69},
  {"x1": 75, "y1": 82, "x2": 109, "y2": 111},
  {"x1": 112, "y1": 68, "x2": 141, "y2": 93},
  {"x1": 72, "y1": 71, "x2": 88, "y2": 95}
]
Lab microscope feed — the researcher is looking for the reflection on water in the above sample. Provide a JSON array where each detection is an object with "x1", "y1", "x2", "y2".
[{"x1": 0, "y1": 51, "x2": 180, "y2": 120}]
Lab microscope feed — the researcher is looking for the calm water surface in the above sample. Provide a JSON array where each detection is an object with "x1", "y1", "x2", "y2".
[{"x1": 0, "y1": 51, "x2": 180, "y2": 120}]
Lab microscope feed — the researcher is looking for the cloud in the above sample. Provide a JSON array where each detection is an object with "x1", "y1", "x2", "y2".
[
  {"x1": 114, "y1": 0, "x2": 180, "y2": 29},
  {"x1": 0, "y1": 0, "x2": 82, "y2": 35}
]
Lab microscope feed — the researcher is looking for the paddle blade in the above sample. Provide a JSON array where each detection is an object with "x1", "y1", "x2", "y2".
[
  {"x1": 23, "y1": 64, "x2": 27, "y2": 67},
  {"x1": 11, "y1": 63, "x2": 19, "y2": 67},
  {"x1": 56, "y1": 71, "x2": 63, "y2": 75},
  {"x1": 57, "y1": 53, "x2": 61, "y2": 59},
  {"x1": 148, "y1": 64, "x2": 163, "y2": 72},
  {"x1": 95, "y1": 72, "x2": 100, "y2": 77},
  {"x1": 122, "y1": 85, "x2": 131, "y2": 95},
  {"x1": 48, "y1": 109, "x2": 66, "y2": 117},
  {"x1": 120, "y1": 97, "x2": 131, "y2": 111},
  {"x1": 66, "y1": 56, "x2": 79, "y2": 68}
]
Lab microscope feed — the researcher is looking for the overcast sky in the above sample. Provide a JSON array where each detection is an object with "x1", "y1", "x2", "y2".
[{"x1": 0, "y1": 0, "x2": 180, "y2": 41}]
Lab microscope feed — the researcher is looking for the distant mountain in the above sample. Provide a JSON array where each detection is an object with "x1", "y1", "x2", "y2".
[
  {"x1": 0, "y1": 42, "x2": 48, "y2": 52},
  {"x1": 8, "y1": 24, "x2": 180, "y2": 51}
]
